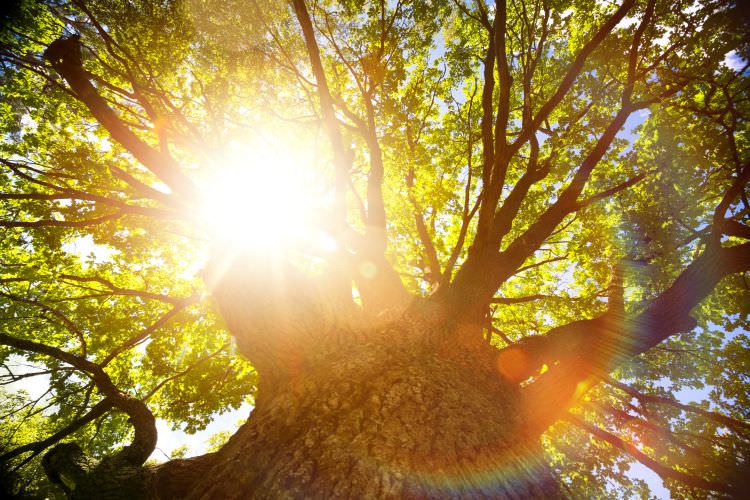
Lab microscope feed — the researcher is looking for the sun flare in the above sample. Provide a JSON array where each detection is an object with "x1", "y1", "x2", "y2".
[{"x1": 197, "y1": 138, "x2": 329, "y2": 251}]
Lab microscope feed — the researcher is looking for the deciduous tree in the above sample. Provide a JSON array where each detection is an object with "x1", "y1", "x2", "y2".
[{"x1": 1, "y1": 0, "x2": 748, "y2": 497}]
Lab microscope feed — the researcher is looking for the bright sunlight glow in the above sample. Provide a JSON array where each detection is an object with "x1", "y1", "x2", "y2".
[{"x1": 197, "y1": 138, "x2": 331, "y2": 252}]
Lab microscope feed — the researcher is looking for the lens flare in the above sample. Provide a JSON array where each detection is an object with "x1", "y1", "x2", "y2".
[{"x1": 195, "y1": 137, "x2": 340, "y2": 257}]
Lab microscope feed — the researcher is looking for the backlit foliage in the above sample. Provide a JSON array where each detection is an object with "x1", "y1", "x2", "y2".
[{"x1": 0, "y1": 0, "x2": 748, "y2": 496}]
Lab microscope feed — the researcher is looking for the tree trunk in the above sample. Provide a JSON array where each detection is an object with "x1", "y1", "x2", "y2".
[
  {"x1": 53, "y1": 256, "x2": 564, "y2": 498},
  {"x1": 57, "y1": 237, "x2": 750, "y2": 497},
  {"x1": 168, "y1": 314, "x2": 563, "y2": 499}
]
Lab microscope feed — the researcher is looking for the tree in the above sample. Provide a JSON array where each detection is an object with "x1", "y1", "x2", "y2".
[{"x1": 0, "y1": 0, "x2": 748, "y2": 497}]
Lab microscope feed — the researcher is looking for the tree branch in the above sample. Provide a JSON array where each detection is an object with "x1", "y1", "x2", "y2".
[
  {"x1": 565, "y1": 413, "x2": 732, "y2": 494},
  {"x1": 521, "y1": 242, "x2": 750, "y2": 433},
  {"x1": 101, "y1": 303, "x2": 190, "y2": 366},
  {"x1": 712, "y1": 160, "x2": 750, "y2": 241},
  {"x1": 513, "y1": 0, "x2": 636, "y2": 147},
  {"x1": 0, "y1": 291, "x2": 88, "y2": 356},
  {"x1": 407, "y1": 170, "x2": 441, "y2": 285},
  {"x1": 0, "y1": 333, "x2": 156, "y2": 466},
  {"x1": 0, "y1": 212, "x2": 125, "y2": 229},
  {"x1": 43, "y1": 36, "x2": 198, "y2": 200},
  {"x1": 0, "y1": 397, "x2": 113, "y2": 464},
  {"x1": 574, "y1": 170, "x2": 649, "y2": 210},
  {"x1": 445, "y1": 102, "x2": 635, "y2": 321},
  {"x1": 605, "y1": 377, "x2": 750, "y2": 435},
  {"x1": 59, "y1": 274, "x2": 194, "y2": 305},
  {"x1": 291, "y1": 0, "x2": 351, "y2": 226}
]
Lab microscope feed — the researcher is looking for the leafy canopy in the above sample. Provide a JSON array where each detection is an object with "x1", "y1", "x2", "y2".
[{"x1": 0, "y1": 0, "x2": 748, "y2": 497}]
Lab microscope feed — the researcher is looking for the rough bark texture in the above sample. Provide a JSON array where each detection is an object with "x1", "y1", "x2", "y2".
[
  {"x1": 182, "y1": 317, "x2": 562, "y2": 499},
  {"x1": 46, "y1": 240, "x2": 750, "y2": 497},
  {"x1": 38, "y1": 254, "x2": 565, "y2": 499},
  {"x1": 164, "y1": 256, "x2": 560, "y2": 498}
]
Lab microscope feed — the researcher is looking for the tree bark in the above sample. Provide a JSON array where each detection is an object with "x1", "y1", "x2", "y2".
[
  {"x1": 178, "y1": 314, "x2": 562, "y2": 499},
  {"x1": 71, "y1": 302, "x2": 563, "y2": 499},
  {"x1": 60, "y1": 238, "x2": 748, "y2": 498}
]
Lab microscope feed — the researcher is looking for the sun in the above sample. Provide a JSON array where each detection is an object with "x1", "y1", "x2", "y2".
[{"x1": 196, "y1": 137, "x2": 330, "y2": 252}]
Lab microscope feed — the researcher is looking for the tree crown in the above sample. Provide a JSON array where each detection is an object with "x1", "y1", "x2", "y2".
[{"x1": 0, "y1": 0, "x2": 748, "y2": 496}]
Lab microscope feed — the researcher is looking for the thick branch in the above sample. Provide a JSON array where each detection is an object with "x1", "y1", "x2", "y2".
[
  {"x1": 43, "y1": 36, "x2": 197, "y2": 200},
  {"x1": 713, "y1": 160, "x2": 750, "y2": 239},
  {"x1": 407, "y1": 170, "x2": 441, "y2": 284},
  {"x1": 0, "y1": 333, "x2": 156, "y2": 466},
  {"x1": 476, "y1": 0, "x2": 523, "y2": 244},
  {"x1": 493, "y1": 0, "x2": 512, "y2": 157},
  {"x1": 490, "y1": 294, "x2": 557, "y2": 305},
  {"x1": 446, "y1": 104, "x2": 635, "y2": 320},
  {"x1": 489, "y1": 144, "x2": 549, "y2": 244},
  {"x1": 521, "y1": 242, "x2": 750, "y2": 433},
  {"x1": 291, "y1": 0, "x2": 406, "y2": 310},
  {"x1": 622, "y1": 0, "x2": 655, "y2": 104},
  {"x1": 362, "y1": 98, "x2": 388, "y2": 250},
  {"x1": 719, "y1": 218, "x2": 750, "y2": 240},
  {"x1": 291, "y1": 0, "x2": 350, "y2": 224},
  {"x1": 476, "y1": 28, "x2": 496, "y2": 237}
]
